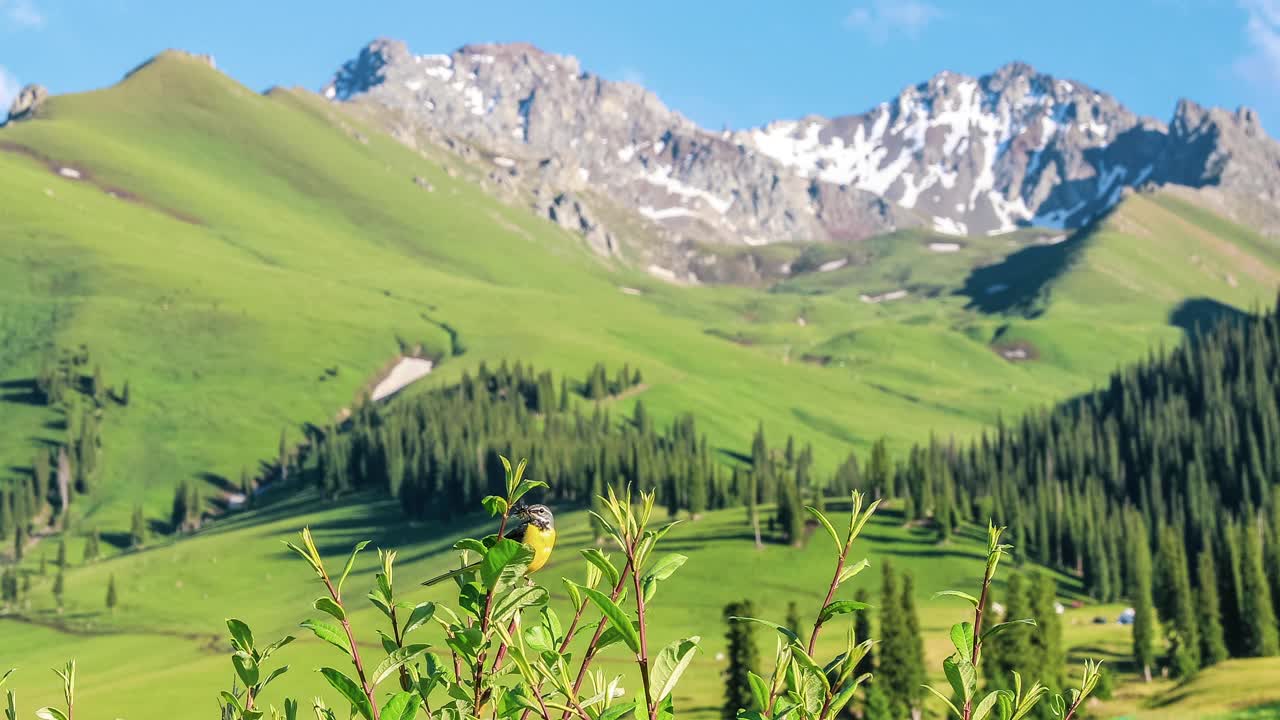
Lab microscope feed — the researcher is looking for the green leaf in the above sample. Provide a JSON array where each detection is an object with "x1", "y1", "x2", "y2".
[
  {"x1": 581, "y1": 548, "x2": 621, "y2": 588},
  {"x1": 510, "y1": 480, "x2": 549, "y2": 507},
  {"x1": 651, "y1": 636, "x2": 700, "y2": 701},
  {"x1": 314, "y1": 596, "x2": 346, "y2": 622},
  {"x1": 950, "y1": 622, "x2": 975, "y2": 663},
  {"x1": 371, "y1": 644, "x2": 431, "y2": 687},
  {"x1": 0, "y1": 669, "x2": 12, "y2": 689},
  {"x1": 798, "y1": 665, "x2": 827, "y2": 716},
  {"x1": 747, "y1": 671, "x2": 770, "y2": 712},
  {"x1": 805, "y1": 506, "x2": 842, "y2": 550},
  {"x1": 600, "y1": 701, "x2": 638, "y2": 720},
  {"x1": 972, "y1": 691, "x2": 1000, "y2": 720},
  {"x1": 818, "y1": 600, "x2": 871, "y2": 623},
  {"x1": 379, "y1": 688, "x2": 420, "y2": 719},
  {"x1": 563, "y1": 576, "x2": 584, "y2": 611},
  {"x1": 284, "y1": 541, "x2": 323, "y2": 576},
  {"x1": 481, "y1": 495, "x2": 508, "y2": 518},
  {"x1": 338, "y1": 540, "x2": 371, "y2": 594},
  {"x1": 580, "y1": 584, "x2": 640, "y2": 653},
  {"x1": 728, "y1": 616, "x2": 800, "y2": 643},
  {"x1": 828, "y1": 674, "x2": 871, "y2": 716},
  {"x1": 227, "y1": 618, "x2": 256, "y2": 653},
  {"x1": 933, "y1": 590, "x2": 980, "y2": 606},
  {"x1": 923, "y1": 684, "x2": 962, "y2": 719},
  {"x1": 481, "y1": 539, "x2": 533, "y2": 589},
  {"x1": 219, "y1": 691, "x2": 244, "y2": 713},
  {"x1": 259, "y1": 635, "x2": 295, "y2": 661},
  {"x1": 453, "y1": 538, "x2": 487, "y2": 555},
  {"x1": 319, "y1": 667, "x2": 374, "y2": 720},
  {"x1": 403, "y1": 602, "x2": 436, "y2": 635},
  {"x1": 35, "y1": 708, "x2": 70, "y2": 720},
  {"x1": 494, "y1": 584, "x2": 548, "y2": 624},
  {"x1": 982, "y1": 618, "x2": 1037, "y2": 640},
  {"x1": 597, "y1": 620, "x2": 642, "y2": 652},
  {"x1": 300, "y1": 619, "x2": 352, "y2": 657},
  {"x1": 260, "y1": 664, "x2": 289, "y2": 689},
  {"x1": 837, "y1": 558, "x2": 871, "y2": 585},
  {"x1": 943, "y1": 655, "x2": 976, "y2": 704},
  {"x1": 644, "y1": 554, "x2": 688, "y2": 583},
  {"x1": 232, "y1": 651, "x2": 260, "y2": 687}
]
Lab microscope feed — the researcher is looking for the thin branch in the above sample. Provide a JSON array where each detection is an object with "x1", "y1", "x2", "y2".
[
  {"x1": 628, "y1": 546, "x2": 657, "y2": 720},
  {"x1": 807, "y1": 536, "x2": 852, "y2": 656}
]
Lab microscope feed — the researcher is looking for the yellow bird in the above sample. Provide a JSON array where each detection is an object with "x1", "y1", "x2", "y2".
[{"x1": 422, "y1": 503, "x2": 556, "y2": 586}]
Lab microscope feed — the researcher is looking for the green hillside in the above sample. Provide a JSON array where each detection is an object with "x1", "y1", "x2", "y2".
[{"x1": 3, "y1": 52, "x2": 1280, "y2": 719}]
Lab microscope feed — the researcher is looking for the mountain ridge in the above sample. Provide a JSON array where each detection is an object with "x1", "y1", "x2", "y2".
[{"x1": 323, "y1": 38, "x2": 1280, "y2": 259}]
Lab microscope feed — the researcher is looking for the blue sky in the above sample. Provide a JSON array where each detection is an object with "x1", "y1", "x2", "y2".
[{"x1": 1, "y1": 0, "x2": 1277, "y2": 135}]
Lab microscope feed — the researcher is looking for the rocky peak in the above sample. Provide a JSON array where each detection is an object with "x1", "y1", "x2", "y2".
[
  {"x1": 326, "y1": 39, "x2": 1280, "y2": 259},
  {"x1": 5, "y1": 83, "x2": 48, "y2": 123}
]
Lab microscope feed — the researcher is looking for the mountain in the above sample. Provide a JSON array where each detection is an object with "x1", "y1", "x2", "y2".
[{"x1": 325, "y1": 39, "x2": 1280, "y2": 265}]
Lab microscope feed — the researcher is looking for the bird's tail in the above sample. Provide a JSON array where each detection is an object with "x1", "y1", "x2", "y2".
[{"x1": 422, "y1": 561, "x2": 481, "y2": 587}]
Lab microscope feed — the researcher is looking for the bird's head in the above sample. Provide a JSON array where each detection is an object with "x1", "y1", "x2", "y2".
[{"x1": 514, "y1": 503, "x2": 554, "y2": 530}]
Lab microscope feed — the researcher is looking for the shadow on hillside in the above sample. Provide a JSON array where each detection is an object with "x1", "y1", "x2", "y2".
[
  {"x1": 957, "y1": 228, "x2": 1093, "y2": 316},
  {"x1": 1169, "y1": 297, "x2": 1250, "y2": 340}
]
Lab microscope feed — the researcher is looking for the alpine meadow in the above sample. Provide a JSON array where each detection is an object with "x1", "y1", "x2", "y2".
[{"x1": 3, "y1": 6, "x2": 1280, "y2": 720}]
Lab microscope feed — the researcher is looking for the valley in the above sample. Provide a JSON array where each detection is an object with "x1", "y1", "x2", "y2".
[{"x1": 0, "y1": 36, "x2": 1278, "y2": 720}]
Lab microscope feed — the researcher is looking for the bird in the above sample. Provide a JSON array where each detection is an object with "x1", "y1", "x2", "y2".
[{"x1": 422, "y1": 503, "x2": 556, "y2": 586}]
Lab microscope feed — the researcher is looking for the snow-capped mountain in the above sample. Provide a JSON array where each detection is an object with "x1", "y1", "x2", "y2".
[{"x1": 325, "y1": 39, "x2": 1280, "y2": 249}]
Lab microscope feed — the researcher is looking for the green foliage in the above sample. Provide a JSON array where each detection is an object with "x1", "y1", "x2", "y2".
[
  {"x1": 722, "y1": 601, "x2": 760, "y2": 720},
  {"x1": 926, "y1": 524, "x2": 1102, "y2": 720},
  {"x1": 728, "y1": 492, "x2": 879, "y2": 720}
]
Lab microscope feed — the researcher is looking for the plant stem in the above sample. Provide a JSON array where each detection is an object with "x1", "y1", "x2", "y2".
[
  {"x1": 807, "y1": 537, "x2": 851, "y2": 657},
  {"x1": 319, "y1": 570, "x2": 379, "y2": 720},
  {"x1": 472, "y1": 504, "x2": 516, "y2": 719},
  {"x1": 627, "y1": 547, "x2": 657, "y2": 720},
  {"x1": 961, "y1": 564, "x2": 996, "y2": 720}
]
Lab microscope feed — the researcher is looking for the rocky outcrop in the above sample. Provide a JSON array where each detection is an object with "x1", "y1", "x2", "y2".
[{"x1": 6, "y1": 84, "x2": 48, "y2": 123}]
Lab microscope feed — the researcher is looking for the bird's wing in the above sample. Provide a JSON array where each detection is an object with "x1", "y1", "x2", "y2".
[{"x1": 503, "y1": 518, "x2": 530, "y2": 543}]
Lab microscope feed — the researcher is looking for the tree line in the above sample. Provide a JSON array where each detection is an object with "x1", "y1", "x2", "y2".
[{"x1": 817, "y1": 299, "x2": 1280, "y2": 680}]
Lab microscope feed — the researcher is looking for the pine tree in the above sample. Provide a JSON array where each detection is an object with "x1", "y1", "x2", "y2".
[
  {"x1": 900, "y1": 573, "x2": 927, "y2": 718},
  {"x1": 776, "y1": 474, "x2": 803, "y2": 546},
  {"x1": 854, "y1": 587, "x2": 874, "y2": 677},
  {"x1": 863, "y1": 683, "x2": 893, "y2": 720},
  {"x1": 688, "y1": 466, "x2": 708, "y2": 520},
  {"x1": 83, "y1": 528, "x2": 100, "y2": 562},
  {"x1": 1240, "y1": 519, "x2": 1280, "y2": 657},
  {"x1": 1028, "y1": 572, "x2": 1065, "y2": 695},
  {"x1": 130, "y1": 505, "x2": 146, "y2": 549},
  {"x1": 1154, "y1": 526, "x2": 1200, "y2": 677},
  {"x1": 52, "y1": 568, "x2": 64, "y2": 607},
  {"x1": 1196, "y1": 547, "x2": 1229, "y2": 667},
  {"x1": 106, "y1": 573, "x2": 118, "y2": 612},
  {"x1": 1131, "y1": 522, "x2": 1158, "y2": 681},
  {"x1": 785, "y1": 601, "x2": 803, "y2": 640},
  {"x1": 56, "y1": 538, "x2": 67, "y2": 569},
  {"x1": 722, "y1": 600, "x2": 759, "y2": 720},
  {"x1": 13, "y1": 524, "x2": 26, "y2": 561},
  {"x1": 877, "y1": 562, "x2": 910, "y2": 720},
  {"x1": 986, "y1": 573, "x2": 1031, "y2": 690}
]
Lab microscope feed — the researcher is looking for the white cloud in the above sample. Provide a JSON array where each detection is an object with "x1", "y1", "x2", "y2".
[
  {"x1": 0, "y1": 0, "x2": 43, "y2": 28},
  {"x1": 0, "y1": 66, "x2": 19, "y2": 121},
  {"x1": 845, "y1": 0, "x2": 943, "y2": 43},
  {"x1": 1235, "y1": 0, "x2": 1280, "y2": 94}
]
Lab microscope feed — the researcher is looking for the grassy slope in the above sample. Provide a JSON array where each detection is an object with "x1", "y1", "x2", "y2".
[{"x1": 1, "y1": 54, "x2": 1278, "y2": 718}]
